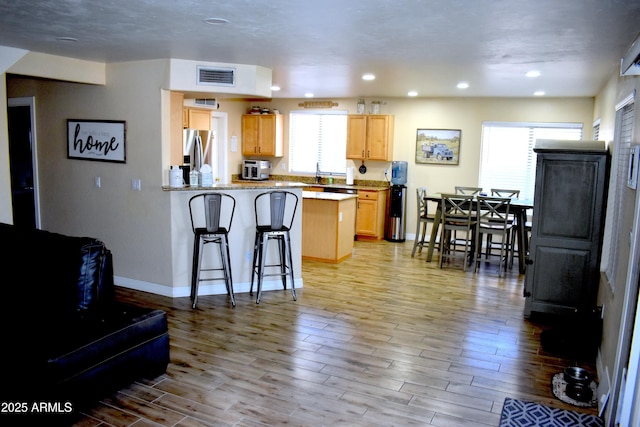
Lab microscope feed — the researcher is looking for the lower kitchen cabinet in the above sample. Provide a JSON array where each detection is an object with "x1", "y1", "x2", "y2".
[{"x1": 356, "y1": 189, "x2": 388, "y2": 240}]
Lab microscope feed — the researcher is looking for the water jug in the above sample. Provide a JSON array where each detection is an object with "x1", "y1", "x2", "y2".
[{"x1": 391, "y1": 161, "x2": 408, "y2": 185}]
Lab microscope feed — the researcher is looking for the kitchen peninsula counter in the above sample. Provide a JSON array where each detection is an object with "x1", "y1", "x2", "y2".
[{"x1": 164, "y1": 182, "x2": 305, "y2": 300}]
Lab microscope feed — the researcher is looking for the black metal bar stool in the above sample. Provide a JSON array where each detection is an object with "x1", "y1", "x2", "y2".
[
  {"x1": 189, "y1": 193, "x2": 236, "y2": 308},
  {"x1": 250, "y1": 191, "x2": 298, "y2": 304}
]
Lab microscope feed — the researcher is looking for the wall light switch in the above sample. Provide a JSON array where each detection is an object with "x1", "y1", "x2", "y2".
[
  {"x1": 94, "y1": 176, "x2": 101, "y2": 188},
  {"x1": 132, "y1": 179, "x2": 141, "y2": 191},
  {"x1": 281, "y1": 162, "x2": 286, "y2": 170},
  {"x1": 231, "y1": 135, "x2": 238, "y2": 152}
]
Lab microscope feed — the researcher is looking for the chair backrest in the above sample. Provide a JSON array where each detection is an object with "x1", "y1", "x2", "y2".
[
  {"x1": 476, "y1": 196, "x2": 512, "y2": 227},
  {"x1": 188, "y1": 193, "x2": 236, "y2": 234},
  {"x1": 254, "y1": 191, "x2": 299, "y2": 230},
  {"x1": 440, "y1": 193, "x2": 475, "y2": 224},
  {"x1": 490, "y1": 188, "x2": 520, "y2": 198},
  {"x1": 455, "y1": 186, "x2": 482, "y2": 195},
  {"x1": 416, "y1": 187, "x2": 428, "y2": 218}
]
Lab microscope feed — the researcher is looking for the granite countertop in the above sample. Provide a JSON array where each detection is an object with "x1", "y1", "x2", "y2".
[
  {"x1": 302, "y1": 191, "x2": 358, "y2": 201},
  {"x1": 162, "y1": 181, "x2": 308, "y2": 191},
  {"x1": 163, "y1": 177, "x2": 392, "y2": 192},
  {"x1": 305, "y1": 183, "x2": 390, "y2": 191}
]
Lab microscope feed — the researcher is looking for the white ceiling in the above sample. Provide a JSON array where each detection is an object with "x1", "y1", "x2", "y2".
[{"x1": 1, "y1": 0, "x2": 639, "y2": 99}]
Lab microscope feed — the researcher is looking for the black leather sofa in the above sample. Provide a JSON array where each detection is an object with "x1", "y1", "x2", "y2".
[{"x1": 0, "y1": 223, "x2": 170, "y2": 421}]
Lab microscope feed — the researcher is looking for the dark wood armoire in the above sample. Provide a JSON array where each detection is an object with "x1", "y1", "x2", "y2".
[{"x1": 524, "y1": 140, "x2": 610, "y2": 318}]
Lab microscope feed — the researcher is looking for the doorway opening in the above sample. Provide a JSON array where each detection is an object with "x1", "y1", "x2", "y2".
[
  {"x1": 7, "y1": 96, "x2": 40, "y2": 228},
  {"x1": 209, "y1": 112, "x2": 229, "y2": 184}
]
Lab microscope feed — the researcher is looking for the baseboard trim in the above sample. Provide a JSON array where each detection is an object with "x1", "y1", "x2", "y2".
[
  {"x1": 596, "y1": 349, "x2": 611, "y2": 417},
  {"x1": 114, "y1": 275, "x2": 304, "y2": 298}
]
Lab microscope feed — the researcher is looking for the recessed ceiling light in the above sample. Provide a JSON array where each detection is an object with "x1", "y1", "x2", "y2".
[
  {"x1": 304, "y1": 92, "x2": 314, "y2": 98},
  {"x1": 526, "y1": 70, "x2": 541, "y2": 78},
  {"x1": 457, "y1": 82, "x2": 469, "y2": 89},
  {"x1": 408, "y1": 91, "x2": 418, "y2": 97},
  {"x1": 271, "y1": 85, "x2": 281, "y2": 91},
  {"x1": 362, "y1": 73, "x2": 375, "y2": 81},
  {"x1": 56, "y1": 36, "x2": 78, "y2": 42},
  {"x1": 203, "y1": 18, "x2": 229, "y2": 25},
  {"x1": 534, "y1": 91, "x2": 545, "y2": 96}
]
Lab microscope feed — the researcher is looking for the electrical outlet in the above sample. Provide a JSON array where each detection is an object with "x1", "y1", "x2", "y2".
[
  {"x1": 94, "y1": 176, "x2": 101, "y2": 188},
  {"x1": 131, "y1": 179, "x2": 141, "y2": 191},
  {"x1": 281, "y1": 162, "x2": 286, "y2": 170}
]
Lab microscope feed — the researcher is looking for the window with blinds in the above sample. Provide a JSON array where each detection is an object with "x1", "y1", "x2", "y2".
[
  {"x1": 603, "y1": 100, "x2": 635, "y2": 289},
  {"x1": 288, "y1": 110, "x2": 347, "y2": 175},
  {"x1": 479, "y1": 122, "x2": 583, "y2": 201}
]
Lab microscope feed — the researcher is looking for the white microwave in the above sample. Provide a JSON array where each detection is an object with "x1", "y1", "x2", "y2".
[{"x1": 242, "y1": 160, "x2": 271, "y2": 180}]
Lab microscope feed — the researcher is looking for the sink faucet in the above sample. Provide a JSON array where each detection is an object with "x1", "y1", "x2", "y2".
[{"x1": 315, "y1": 162, "x2": 321, "y2": 184}]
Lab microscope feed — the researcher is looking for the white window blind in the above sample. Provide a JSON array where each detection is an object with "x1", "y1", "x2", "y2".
[
  {"x1": 479, "y1": 122, "x2": 583, "y2": 201},
  {"x1": 289, "y1": 110, "x2": 347, "y2": 175},
  {"x1": 603, "y1": 101, "x2": 635, "y2": 288}
]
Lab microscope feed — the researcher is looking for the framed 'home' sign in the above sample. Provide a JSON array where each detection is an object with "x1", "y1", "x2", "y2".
[{"x1": 67, "y1": 119, "x2": 126, "y2": 163}]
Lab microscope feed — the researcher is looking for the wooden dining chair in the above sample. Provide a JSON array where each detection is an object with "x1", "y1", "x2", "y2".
[
  {"x1": 412, "y1": 187, "x2": 436, "y2": 257},
  {"x1": 474, "y1": 196, "x2": 513, "y2": 276},
  {"x1": 439, "y1": 193, "x2": 476, "y2": 271},
  {"x1": 488, "y1": 189, "x2": 520, "y2": 264},
  {"x1": 455, "y1": 186, "x2": 482, "y2": 195},
  {"x1": 449, "y1": 186, "x2": 483, "y2": 251}
]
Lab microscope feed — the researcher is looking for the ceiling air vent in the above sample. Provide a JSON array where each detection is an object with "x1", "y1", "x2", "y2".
[{"x1": 197, "y1": 66, "x2": 235, "y2": 86}]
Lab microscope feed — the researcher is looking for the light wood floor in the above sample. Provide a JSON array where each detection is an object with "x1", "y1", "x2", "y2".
[{"x1": 73, "y1": 240, "x2": 598, "y2": 426}]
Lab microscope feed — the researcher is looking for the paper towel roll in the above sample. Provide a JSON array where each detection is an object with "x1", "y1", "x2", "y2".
[{"x1": 346, "y1": 167, "x2": 354, "y2": 185}]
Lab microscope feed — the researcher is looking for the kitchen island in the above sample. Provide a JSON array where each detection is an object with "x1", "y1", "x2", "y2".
[
  {"x1": 302, "y1": 191, "x2": 357, "y2": 263},
  {"x1": 163, "y1": 182, "x2": 306, "y2": 299}
]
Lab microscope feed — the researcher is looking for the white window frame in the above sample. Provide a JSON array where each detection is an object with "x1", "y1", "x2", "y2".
[
  {"x1": 288, "y1": 110, "x2": 348, "y2": 175},
  {"x1": 479, "y1": 121, "x2": 583, "y2": 201}
]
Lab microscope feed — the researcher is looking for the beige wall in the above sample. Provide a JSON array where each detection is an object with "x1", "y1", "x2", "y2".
[
  {"x1": 0, "y1": 73, "x2": 11, "y2": 223},
  {"x1": 7, "y1": 61, "x2": 177, "y2": 294},
  {"x1": 593, "y1": 70, "x2": 640, "y2": 423}
]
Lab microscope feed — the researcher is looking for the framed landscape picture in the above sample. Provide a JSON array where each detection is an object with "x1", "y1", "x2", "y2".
[{"x1": 415, "y1": 128, "x2": 460, "y2": 165}]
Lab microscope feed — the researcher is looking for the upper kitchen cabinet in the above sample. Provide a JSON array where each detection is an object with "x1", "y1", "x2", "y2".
[
  {"x1": 242, "y1": 114, "x2": 284, "y2": 157},
  {"x1": 184, "y1": 108, "x2": 212, "y2": 130},
  {"x1": 346, "y1": 115, "x2": 394, "y2": 161}
]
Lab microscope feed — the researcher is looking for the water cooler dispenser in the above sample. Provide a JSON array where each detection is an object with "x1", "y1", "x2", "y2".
[{"x1": 385, "y1": 161, "x2": 408, "y2": 242}]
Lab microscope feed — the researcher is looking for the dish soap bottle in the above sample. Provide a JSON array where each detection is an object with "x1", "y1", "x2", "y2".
[{"x1": 328, "y1": 174, "x2": 334, "y2": 185}]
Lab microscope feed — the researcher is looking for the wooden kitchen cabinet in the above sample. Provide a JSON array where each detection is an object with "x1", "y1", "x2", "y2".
[
  {"x1": 346, "y1": 115, "x2": 394, "y2": 161},
  {"x1": 242, "y1": 114, "x2": 284, "y2": 157},
  {"x1": 523, "y1": 142, "x2": 610, "y2": 318},
  {"x1": 170, "y1": 92, "x2": 185, "y2": 166},
  {"x1": 184, "y1": 108, "x2": 211, "y2": 130},
  {"x1": 302, "y1": 193, "x2": 357, "y2": 263},
  {"x1": 356, "y1": 189, "x2": 388, "y2": 240}
]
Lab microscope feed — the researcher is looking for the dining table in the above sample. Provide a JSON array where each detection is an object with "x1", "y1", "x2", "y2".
[{"x1": 424, "y1": 194, "x2": 534, "y2": 274}]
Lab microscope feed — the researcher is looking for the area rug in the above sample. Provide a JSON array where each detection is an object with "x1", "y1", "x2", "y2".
[{"x1": 499, "y1": 397, "x2": 603, "y2": 427}]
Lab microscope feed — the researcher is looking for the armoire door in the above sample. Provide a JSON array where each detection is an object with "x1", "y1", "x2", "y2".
[{"x1": 524, "y1": 149, "x2": 609, "y2": 317}]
